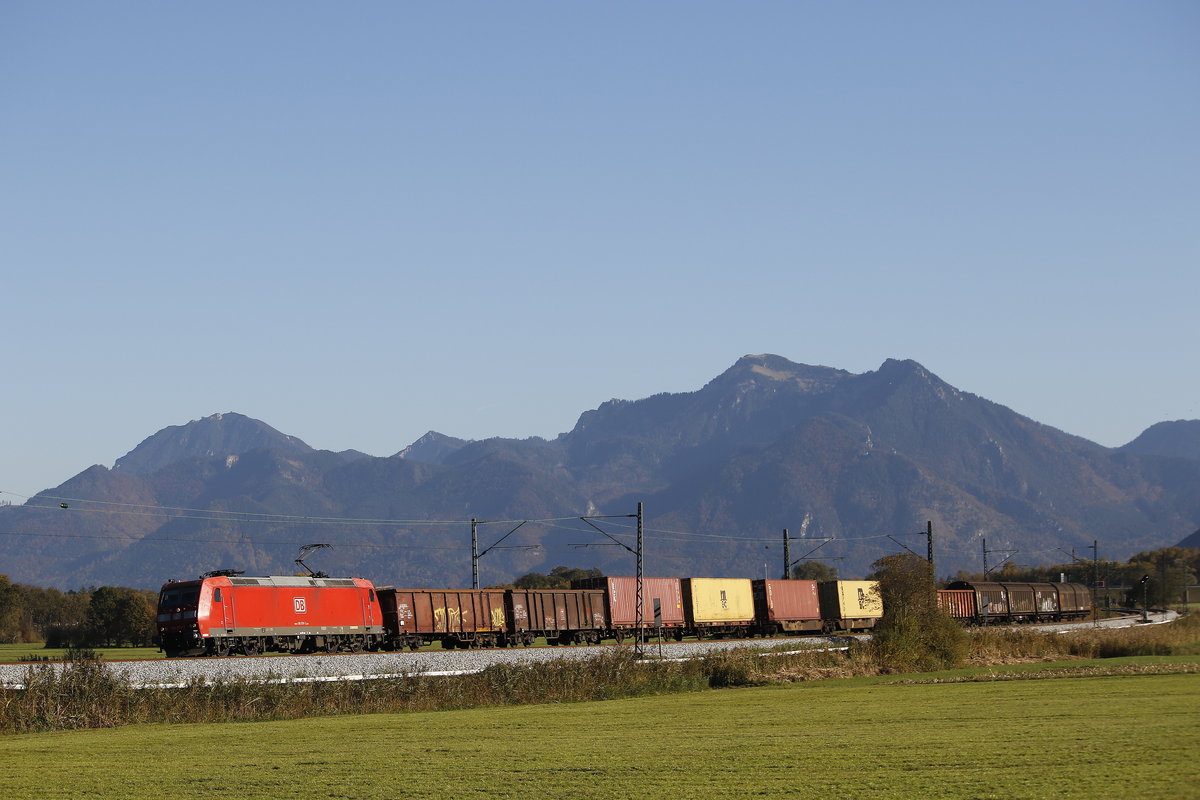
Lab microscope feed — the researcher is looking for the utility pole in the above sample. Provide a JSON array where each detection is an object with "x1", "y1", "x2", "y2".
[
  {"x1": 636, "y1": 502, "x2": 644, "y2": 652},
  {"x1": 1091, "y1": 540, "x2": 1099, "y2": 588},
  {"x1": 781, "y1": 513, "x2": 813, "y2": 579},
  {"x1": 782, "y1": 528, "x2": 790, "y2": 580},
  {"x1": 925, "y1": 520, "x2": 934, "y2": 569},
  {"x1": 471, "y1": 519, "x2": 533, "y2": 589},
  {"x1": 575, "y1": 504, "x2": 645, "y2": 654},
  {"x1": 471, "y1": 518, "x2": 478, "y2": 590}
]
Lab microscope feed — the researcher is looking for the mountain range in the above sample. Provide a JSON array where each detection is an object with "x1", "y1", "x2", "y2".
[{"x1": 3, "y1": 354, "x2": 1198, "y2": 590}]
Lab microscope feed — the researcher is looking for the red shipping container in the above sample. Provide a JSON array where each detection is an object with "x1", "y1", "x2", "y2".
[
  {"x1": 753, "y1": 579, "x2": 821, "y2": 632},
  {"x1": 574, "y1": 576, "x2": 684, "y2": 629}
]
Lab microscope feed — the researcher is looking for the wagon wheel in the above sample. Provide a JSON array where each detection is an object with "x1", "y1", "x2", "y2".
[{"x1": 613, "y1": 631, "x2": 626, "y2": 645}]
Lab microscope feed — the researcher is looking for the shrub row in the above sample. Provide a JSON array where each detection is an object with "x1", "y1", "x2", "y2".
[{"x1": 3, "y1": 614, "x2": 1197, "y2": 735}]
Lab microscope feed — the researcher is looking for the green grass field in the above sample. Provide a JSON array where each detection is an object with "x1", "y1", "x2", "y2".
[
  {"x1": 3, "y1": 661, "x2": 1196, "y2": 800},
  {"x1": 0, "y1": 643, "x2": 165, "y2": 662}
]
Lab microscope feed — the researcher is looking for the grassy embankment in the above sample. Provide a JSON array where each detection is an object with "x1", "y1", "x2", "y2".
[{"x1": 0, "y1": 643, "x2": 163, "y2": 662}]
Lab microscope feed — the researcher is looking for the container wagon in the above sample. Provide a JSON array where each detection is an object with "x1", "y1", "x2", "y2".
[
  {"x1": 573, "y1": 576, "x2": 685, "y2": 641},
  {"x1": 156, "y1": 574, "x2": 383, "y2": 657},
  {"x1": 752, "y1": 579, "x2": 823, "y2": 635},
  {"x1": 817, "y1": 580, "x2": 883, "y2": 632},
  {"x1": 682, "y1": 578, "x2": 756, "y2": 638}
]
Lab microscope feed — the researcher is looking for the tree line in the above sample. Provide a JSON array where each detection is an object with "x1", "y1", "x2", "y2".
[{"x1": 0, "y1": 576, "x2": 156, "y2": 647}]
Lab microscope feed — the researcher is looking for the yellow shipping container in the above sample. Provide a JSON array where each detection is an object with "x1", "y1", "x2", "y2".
[
  {"x1": 818, "y1": 580, "x2": 884, "y2": 620},
  {"x1": 683, "y1": 578, "x2": 755, "y2": 623}
]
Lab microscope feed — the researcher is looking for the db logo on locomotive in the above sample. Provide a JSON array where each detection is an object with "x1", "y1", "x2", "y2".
[{"x1": 293, "y1": 597, "x2": 307, "y2": 614}]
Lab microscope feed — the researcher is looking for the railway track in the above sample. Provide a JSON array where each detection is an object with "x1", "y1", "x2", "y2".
[{"x1": 1, "y1": 611, "x2": 1176, "y2": 689}]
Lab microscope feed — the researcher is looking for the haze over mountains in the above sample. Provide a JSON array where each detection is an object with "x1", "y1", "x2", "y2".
[{"x1": 3, "y1": 354, "x2": 1198, "y2": 590}]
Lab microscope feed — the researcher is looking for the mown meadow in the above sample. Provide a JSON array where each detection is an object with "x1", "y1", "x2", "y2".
[{"x1": 2, "y1": 661, "x2": 1196, "y2": 799}]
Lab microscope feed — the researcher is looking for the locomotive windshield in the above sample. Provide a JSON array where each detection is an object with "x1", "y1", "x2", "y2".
[{"x1": 159, "y1": 585, "x2": 200, "y2": 610}]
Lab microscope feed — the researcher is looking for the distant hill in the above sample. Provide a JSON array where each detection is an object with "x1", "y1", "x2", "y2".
[
  {"x1": 113, "y1": 413, "x2": 313, "y2": 475},
  {"x1": 1177, "y1": 529, "x2": 1200, "y2": 549},
  {"x1": 393, "y1": 431, "x2": 470, "y2": 464},
  {"x1": 3, "y1": 355, "x2": 1198, "y2": 590},
  {"x1": 1119, "y1": 420, "x2": 1200, "y2": 461}
]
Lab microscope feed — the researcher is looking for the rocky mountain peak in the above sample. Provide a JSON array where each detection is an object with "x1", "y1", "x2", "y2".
[
  {"x1": 705, "y1": 354, "x2": 850, "y2": 394},
  {"x1": 112, "y1": 412, "x2": 312, "y2": 476},
  {"x1": 393, "y1": 431, "x2": 470, "y2": 464}
]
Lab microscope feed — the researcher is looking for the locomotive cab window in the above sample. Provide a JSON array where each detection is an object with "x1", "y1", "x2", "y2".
[
  {"x1": 369, "y1": 589, "x2": 376, "y2": 603},
  {"x1": 213, "y1": 588, "x2": 223, "y2": 602},
  {"x1": 158, "y1": 586, "x2": 200, "y2": 609}
]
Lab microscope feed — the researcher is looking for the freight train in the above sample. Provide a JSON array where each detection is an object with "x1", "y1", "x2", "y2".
[
  {"x1": 155, "y1": 573, "x2": 885, "y2": 657},
  {"x1": 937, "y1": 580, "x2": 1092, "y2": 624}
]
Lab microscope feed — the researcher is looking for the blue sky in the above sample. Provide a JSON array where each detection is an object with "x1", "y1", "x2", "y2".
[{"x1": 2, "y1": 2, "x2": 1197, "y2": 498}]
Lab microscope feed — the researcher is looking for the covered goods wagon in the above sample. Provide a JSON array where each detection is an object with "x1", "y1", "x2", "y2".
[
  {"x1": 946, "y1": 581, "x2": 1092, "y2": 623},
  {"x1": 936, "y1": 589, "x2": 976, "y2": 620}
]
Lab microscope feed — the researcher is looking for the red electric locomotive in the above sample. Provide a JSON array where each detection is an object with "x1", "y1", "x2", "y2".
[{"x1": 156, "y1": 572, "x2": 384, "y2": 657}]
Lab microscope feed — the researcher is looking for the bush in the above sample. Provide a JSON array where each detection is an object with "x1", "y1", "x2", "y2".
[{"x1": 869, "y1": 553, "x2": 968, "y2": 672}]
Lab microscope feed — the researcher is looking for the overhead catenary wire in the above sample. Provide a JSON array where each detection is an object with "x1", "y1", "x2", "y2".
[
  {"x1": 0, "y1": 529, "x2": 467, "y2": 550},
  {"x1": 1, "y1": 489, "x2": 1104, "y2": 568}
]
